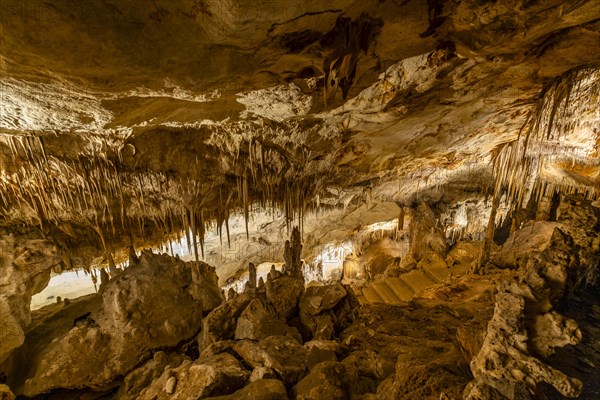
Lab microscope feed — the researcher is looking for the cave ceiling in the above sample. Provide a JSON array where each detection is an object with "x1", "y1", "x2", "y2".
[{"x1": 0, "y1": 0, "x2": 599, "y2": 267}]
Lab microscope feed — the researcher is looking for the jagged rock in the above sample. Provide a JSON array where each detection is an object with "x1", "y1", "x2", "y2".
[
  {"x1": 304, "y1": 340, "x2": 342, "y2": 355},
  {"x1": 266, "y1": 276, "x2": 304, "y2": 320},
  {"x1": 299, "y1": 284, "x2": 347, "y2": 315},
  {"x1": 233, "y1": 336, "x2": 308, "y2": 384},
  {"x1": 292, "y1": 361, "x2": 347, "y2": 400},
  {"x1": 200, "y1": 340, "x2": 238, "y2": 361},
  {"x1": 0, "y1": 234, "x2": 61, "y2": 364},
  {"x1": 465, "y1": 224, "x2": 590, "y2": 399},
  {"x1": 556, "y1": 195, "x2": 600, "y2": 289},
  {"x1": 200, "y1": 292, "x2": 253, "y2": 350},
  {"x1": 465, "y1": 286, "x2": 582, "y2": 399},
  {"x1": 234, "y1": 298, "x2": 289, "y2": 341},
  {"x1": 529, "y1": 312, "x2": 581, "y2": 357},
  {"x1": 117, "y1": 352, "x2": 187, "y2": 400},
  {"x1": 203, "y1": 379, "x2": 288, "y2": 400},
  {"x1": 491, "y1": 221, "x2": 564, "y2": 270},
  {"x1": 249, "y1": 366, "x2": 278, "y2": 382},
  {"x1": 12, "y1": 252, "x2": 223, "y2": 397},
  {"x1": 0, "y1": 384, "x2": 15, "y2": 400},
  {"x1": 138, "y1": 353, "x2": 249, "y2": 400},
  {"x1": 340, "y1": 350, "x2": 393, "y2": 382},
  {"x1": 305, "y1": 340, "x2": 339, "y2": 370},
  {"x1": 376, "y1": 358, "x2": 467, "y2": 400},
  {"x1": 456, "y1": 319, "x2": 489, "y2": 363},
  {"x1": 301, "y1": 311, "x2": 335, "y2": 340}
]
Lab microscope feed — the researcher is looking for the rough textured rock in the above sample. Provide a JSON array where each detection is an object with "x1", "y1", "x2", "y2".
[
  {"x1": 301, "y1": 311, "x2": 336, "y2": 341},
  {"x1": 249, "y1": 366, "x2": 278, "y2": 382},
  {"x1": 1, "y1": 2, "x2": 600, "y2": 399},
  {"x1": 299, "y1": 284, "x2": 347, "y2": 315},
  {"x1": 0, "y1": 234, "x2": 61, "y2": 364},
  {"x1": 266, "y1": 276, "x2": 304, "y2": 321},
  {"x1": 464, "y1": 286, "x2": 582, "y2": 399},
  {"x1": 203, "y1": 379, "x2": 288, "y2": 400},
  {"x1": 200, "y1": 292, "x2": 253, "y2": 350},
  {"x1": 117, "y1": 351, "x2": 187, "y2": 400},
  {"x1": 234, "y1": 298, "x2": 290, "y2": 341},
  {"x1": 304, "y1": 340, "x2": 340, "y2": 370},
  {"x1": 465, "y1": 220, "x2": 598, "y2": 399},
  {"x1": 137, "y1": 353, "x2": 249, "y2": 400},
  {"x1": 9, "y1": 252, "x2": 223, "y2": 396},
  {"x1": 234, "y1": 336, "x2": 309, "y2": 384},
  {"x1": 292, "y1": 361, "x2": 347, "y2": 400}
]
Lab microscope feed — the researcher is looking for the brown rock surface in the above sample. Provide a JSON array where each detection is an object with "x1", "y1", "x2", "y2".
[
  {"x1": 234, "y1": 336, "x2": 309, "y2": 385},
  {"x1": 266, "y1": 276, "x2": 304, "y2": 321},
  {"x1": 234, "y1": 297, "x2": 290, "y2": 341},
  {"x1": 137, "y1": 353, "x2": 249, "y2": 400},
  {"x1": 204, "y1": 379, "x2": 288, "y2": 400},
  {"x1": 299, "y1": 284, "x2": 347, "y2": 315},
  {"x1": 7, "y1": 252, "x2": 223, "y2": 397}
]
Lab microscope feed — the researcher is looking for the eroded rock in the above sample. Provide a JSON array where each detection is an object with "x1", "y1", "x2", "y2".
[
  {"x1": 200, "y1": 292, "x2": 253, "y2": 350},
  {"x1": 138, "y1": 353, "x2": 249, "y2": 400},
  {"x1": 299, "y1": 284, "x2": 347, "y2": 315},
  {"x1": 266, "y1": 276, "x2": 304, "y2": 321},
  {"x1": 0, "y1": 234, "x2": 61, "y2": 364},
  {"x1": 204, "y1": 379, "x2": 288, "y2": 400},
  {"x1": 12, "y1": 252, "x2": 223, "y2": 396},
  {"x1": 234, "y1": 298, "x2": 289, "y2": 341},
  {"x1": 233, "y1": 335, "x2": 308, "y2": 384}
]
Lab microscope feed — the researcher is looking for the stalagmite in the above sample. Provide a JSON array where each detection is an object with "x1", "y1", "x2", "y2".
[{"x1": 248, "y1": 262, "x2": 257, "y2": 291}]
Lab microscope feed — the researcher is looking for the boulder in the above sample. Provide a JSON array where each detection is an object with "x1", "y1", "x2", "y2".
[
  {"x1": 200, "y1": 340, "x2": 238, "y2": 361},
  {"x1": 300, "y1": 311, "x2": 335, "y2": 341},
  {"x1": 249, "y1": 366, "x2": 277, "y2": 382},
  {"x1": 200, "y1": 292, "x2": 253, "y2": 350},
  {"x1": 304, "y1": 340, "x2": 341, "y2": 369},
  {"x1": 299, "y1": 284, "x2": 346, "y2": 315},
  {"x1": 292, "y1": 361, "x2": 347, "y2": 400},
  {"x1": 234, "y1": 298, "x2": 289, "y2": 341},
  {"x1": 13, "y1": 252, "x2": 223, "y2": 397},
  {"x1": 203, "y1": 379, "x2": 288, "y2": 400},
  {"x1": 234, "y1": 336, "x2": 308, "y2": 384},
  {"x1": 118, "y1": 352, "x2": 187, "y2": 400},
  {"x1": 465, "y1": 286, "x2": 582, "y2": 399},
  {"x1": 138, "y1": 353, "x2": 249, "y2": 400},
  {"x1": 266, "y1": 276, "x2": 304, "y2": 320}
]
